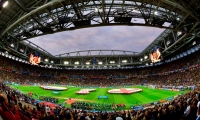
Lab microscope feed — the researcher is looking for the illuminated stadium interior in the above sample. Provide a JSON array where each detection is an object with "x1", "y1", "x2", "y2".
[{"x1": 1, "y1": 1, "x2": 200, "y2": 120}]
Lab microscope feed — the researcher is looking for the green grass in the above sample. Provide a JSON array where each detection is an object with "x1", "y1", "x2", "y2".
[{"x1": 11, "y1": 85, "x2": 185, "y2": 109}]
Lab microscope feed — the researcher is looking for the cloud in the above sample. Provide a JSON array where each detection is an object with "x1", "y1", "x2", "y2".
[{"x1": 28, "y1": 26, "x2": 164, "y2": 55}]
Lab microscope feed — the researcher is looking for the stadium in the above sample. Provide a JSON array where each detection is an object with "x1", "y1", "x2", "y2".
[{"x1": 0, "y1": 0, "x2": 200, "y2": 120}]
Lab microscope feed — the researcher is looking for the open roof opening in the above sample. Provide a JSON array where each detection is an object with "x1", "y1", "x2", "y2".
[{"x1": 28, "y1": 26, "x2": 165, "y2": 55}]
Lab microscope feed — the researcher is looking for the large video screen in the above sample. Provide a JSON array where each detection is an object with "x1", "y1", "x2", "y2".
[
  {"x1": 29, "y1": 52, "x2": 41, "y2": 65},
  {"x1": 149, "y1": 46, "x2": 161, "y2": 63}
]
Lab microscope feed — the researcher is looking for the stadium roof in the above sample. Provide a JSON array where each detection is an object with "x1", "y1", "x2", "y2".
[{"x1": 0, "y1": 0, "x2": 200, "y2": 68}]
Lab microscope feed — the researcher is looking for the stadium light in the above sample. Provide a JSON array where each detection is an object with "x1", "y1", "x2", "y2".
[
  {"x1": 110, "y1": 61, "x2": 115, "y2": 64},
  {"x1": 192, "y1": 41, "x2": 196, "y2": 46},
  {"x1": 177, "y1": 31, "x2": 182, "y2": 36},
  {"x1": 98, "y1": 61, "x2": 103, "y2": 65},
  {"x1": 166, "y1": 41, "x2": 171, "y2": 46},
  {"x1": 19, "y1": 49, "x2": 24, "y2": 53},
  {"x1": 122, "y1": 60, "x2": 127, "y2": 63},
  {"x1": 95, "y1": 8, "x2": 99, "y2": 12},
  {"x1": 50, "y1": 61, "x2": 54, "y2": 63},
  {"x1": 74, "y1": 61, "x2": 79, "y2": 65},
  {"x1": 86, "y1": 62, "x2": 90, "y2": 65},
  {"x1": 64, "y1": 61, "x2": 69, "y2": 65},
  {"x1": 154, "y1": 11, "x2": 158, "y2": 15},
  {"x1": 140, "y1": 58, "x2": 143, "y2": 61},
  {"x1": 144, "y1": 56, "x2": 148, "y2": 59},
  {"x1": 44, "y1": 58, "x2": 48, "y2": 62},
  {"x1": 1, "y1": 0, "x2": 8, "y2": 8},
  {"x1": 10, "y1": 44, "x2": 14, "y2": 47}
]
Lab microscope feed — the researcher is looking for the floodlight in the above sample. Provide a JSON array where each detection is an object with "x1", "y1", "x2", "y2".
[
  {"x1": 64, "y1": 61, "x2": 69, "y2": 65},
  {"x1": 192, "y1": 41, "x2": 196, "y2": 46},
  {"x1": 95, "y1": 8, "x2": 99, "y2": 12},
  {"x1": 10, "y1": 44, "x2": 14, "y2": 47},
  {"x1": 166, "y1": 41, "x2": 171, "y2": 46},
  {"x1": 74, "y1": 61, "x2": 79, "y2": 65},
  {"x1": 110, "y1": 61, "x2": 115, "y2": 64},
  {"x1": 144, "y1": 56, "x2": 148, "y2": 59},
  {"x1": 122, "y1": 60, "x2": 127, "y2": 63},
  {"x1": 177, "y1": 31, "x2": 182, "y2": 36},
  {"x1": 154, "y1": 11, "x2": 158, "y2": 15},
  {"x1": 98, "y1": 61, "x2": 103, "y2": 65},
  {"x1": 20, "y1": 49, "x2": 24, "y2": 53},
  {"x1": 44, "y1": 58, "x2": 48, "y2": 62},
  {"x1": 2, "y1": 0, "x2": 8, "y2": 8},
  {"x1": 86, "y1": 62, "x2": 90, "y2": 65}
]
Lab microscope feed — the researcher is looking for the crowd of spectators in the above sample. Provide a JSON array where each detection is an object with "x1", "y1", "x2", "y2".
[
  {"x1": 39, "y1": 96, "x2": 59, "y2": 104},
  {"x1": 71, "y1": 102, "x2": 115, "y2": 110},
  {"x1": 0, "y1": 50, "x2": 200, "y2": 119},
  {"x1": 1, "y1": 82, "x2": 200, "y2": 120},
  {"x1": 1, "y1": 49, "x2": 200, "y2": 87}
]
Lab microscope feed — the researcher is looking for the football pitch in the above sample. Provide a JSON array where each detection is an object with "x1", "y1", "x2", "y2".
[{"x1": 12, "y1": 85, "x2": 185, "y2": 109}]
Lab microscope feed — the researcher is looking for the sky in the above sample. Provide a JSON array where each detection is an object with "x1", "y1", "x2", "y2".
[{"x1": 28, "y1": 26, "x2": 165, "y2": 56}]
